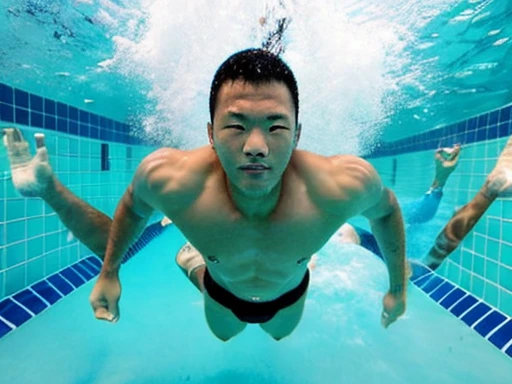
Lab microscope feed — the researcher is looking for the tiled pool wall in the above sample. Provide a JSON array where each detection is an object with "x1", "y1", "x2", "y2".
[
  {"x1": 367, "y1": 103, "x2": 512, "y2": 318},
  {"x1": 0, "y1": 83, "x2": 155, "y2": 301}
]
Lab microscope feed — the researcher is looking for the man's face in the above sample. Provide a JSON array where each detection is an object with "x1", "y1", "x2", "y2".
[{"x1": 208, "y1": 80, "x2": 299, "y2": 198}]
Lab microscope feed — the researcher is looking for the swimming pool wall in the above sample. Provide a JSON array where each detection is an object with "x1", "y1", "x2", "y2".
[
  {"x1": 367, "y1": 103, "x2": 512, "y2": 318},
  {"x1": 0, "y1": 82, "x2": 155, "y2": 301}
]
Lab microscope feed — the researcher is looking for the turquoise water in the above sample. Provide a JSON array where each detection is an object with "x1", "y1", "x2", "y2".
[
  {"x1": 1, "y1": 1, "x2": 511, "y2": 150},
  {"x1": 1, "y1": 225, "x2": 511, "y2": 384},
  {"x1": 1, "y1": 1, "x2": 512, "y2": 382}
]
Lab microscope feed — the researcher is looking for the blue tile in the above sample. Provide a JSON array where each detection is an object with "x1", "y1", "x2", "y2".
[
  {"x1": 488, "y1": 319, "x2": 512, "y2": 349},
  {"x1": 31, "y1": 280, "x2": 62, "y2": 304},
  {"x1": 56, "y1": 102, "x2": 68, "y2": 118},
  {"x1": 461, "y1": 302, "x2": 491, "y2": 326},
  {"x1": 69, "y1": 106, "x2": 78, "y2": 121},
  {"x1": 44, "y1": 115, "x2": 56, "y2": 130},
  {"x1": 0, "y1": 84, "x2": 13, "y2": 104},
  {"x1": 30, "y1": 94, "x2": 43, "y2": 112},
  {"x1": 474, "y1": 310, "x2": 507, "y2": 337},
  {"x1": 499, "y1": 122, "x2": 509, "y2": 138},
  {"x1": 478, "y1": 113, "x2": 488, "y2": 128},
  {"x1": 61, "y1": 267, "x2": 85, "y2": 288},
  {"x1": 13, "y1": 289, "x2": 47, "y2": 315},
  {"x1": 421, "y1": 275, "x2": 444, "y2": 294},
  {"x1": 0, "y1": 103, "x2": 14, "y2": 122},
  {"x1": 450, "y1": 295, "x2": 478, "y2": 317},
  {"x1": 79, "y1": 123, "x2": 89, "y2": 137},
  {"x1": 440, "y1": 288, "x2": 466, "y2": 309},
  {"x1": 476, "y1": 128, "x2": 487, "y2": 141},
  {"x1": 69, "y1": 120, "x2": 78, "y2": 135},
  {"x1": 14, "y1": 89, "x2": 29, "y2": 109},
  {"x1": 79, "y1": 110, "x2": 89, "y2": 123},
  {"x1": 90, "y1": 126, "x2": 99, "y2": 139},
  {"x1": 47, "y1": 274, "x2": 74, "y2": 295},
  {"x1": 430, "y1": 281, "x2": 455, "y2": 301},
  {"x1": 15, "y1": 107, "x2": 29, "y2": 125},
  {"x1": 44, "y1": 99, "x2": 56, "y2": 116},
  {"x1": 0, "y1": 319, "x2": 12, "y2": 338},
  {"x1": 489, "y1": 110, "x2": 499, "y2": 125},
  {"x1": 488, "y1": 125, "x2": 498, "y2": 140},
  {"x1": 79, "y1": 259, "x2": 100, "y2": 275},
  {"x1": 90, "y1": 113, "x2": 98, "y2": 126},
  {"x1": 0, "y1": 298, "x2": 32, "y2": 327},
  {"x1": 467, "y1": 117, "x2": 477, "y2": 130},
  {"x1": 57, "y1": 118, "x2": 68, "y2": 133},
  {"x1": 71, "y1": 264, "x2": 94, "y2": 280},
  {"x1": 500, "y1": 106, "x2": 511, "y2": 123},
  {"x1": 30, "y1": 111, "x2": 44, "y2": 128},
  {"x1": 86, "y1": 256, "x2": 102, "y2": 269},
  {"x1": 506, "y1": 343, "x2": 512, "y2": 358}
]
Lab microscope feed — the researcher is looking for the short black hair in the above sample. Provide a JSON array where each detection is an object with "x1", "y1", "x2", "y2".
[{"x1": 209, "y1": 48, "x2": 299, "y2": 123}]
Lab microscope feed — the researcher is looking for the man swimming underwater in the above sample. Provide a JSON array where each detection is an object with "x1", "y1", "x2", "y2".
[{"x1": 3, "y1": 49, "x2": 407, "y2": 341}]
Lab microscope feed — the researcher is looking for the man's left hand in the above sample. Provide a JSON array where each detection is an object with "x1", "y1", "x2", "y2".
[{"x1": 381, "y1": 291, "x2": 406, "y2": 328}]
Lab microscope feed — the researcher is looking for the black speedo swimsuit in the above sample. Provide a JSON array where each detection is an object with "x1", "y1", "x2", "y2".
[{"x1": 203, "y1": 268, "x2": 310, "y2": 324}]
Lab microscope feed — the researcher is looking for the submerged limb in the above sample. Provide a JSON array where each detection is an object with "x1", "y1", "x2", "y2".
[{"x1": 3, "y1": 128, "x2": 112, "y2": 259}]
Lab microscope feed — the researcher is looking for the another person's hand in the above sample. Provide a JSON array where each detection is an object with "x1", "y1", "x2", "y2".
[
  {"x1": 89, "y1": 272, "x2": 121, "y2": 323},
  {"x1": 381, "y1": 291, "x2": 406, "y2": 328},
  {"x1": 433, "y1": 144, "x2": 461, "y2": 187},
  {"x1": 2, "y1": 128, "x2": 55, "y2": 197}
]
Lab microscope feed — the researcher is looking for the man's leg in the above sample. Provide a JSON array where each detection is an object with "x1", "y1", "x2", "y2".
[
  {"x1": 259, "y1": 291, "x2": 307, "y2": 340},
  {"x1": 175, "y1": 243, "x2": 247, "y2": 341},
  {"x1": 3, "y1": 128, "x2": 112, "y2": 259},
  {"x1": 424, "y1": 135, "x2": 512, "y2": 270}
]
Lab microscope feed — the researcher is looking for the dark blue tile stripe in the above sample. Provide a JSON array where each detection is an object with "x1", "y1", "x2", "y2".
[
  {"x1": 474, "y1": 311, "x2": 507, "y2": 338},
  {"x1": 489, "y1": 320, "x2": 512, "y2": 349},
  {"x1": 13, "y1": 289, "x2": 48, "y2": 315},
  {"x1": 0, "y1": 298, "x2": 32, "y2": 327},
  {"x1": 0, "y1": 319, "x2": 12, "y2": 338},
  {"x1": 0, "y1": 222, "x2": 167, "y2": 340},
  {"x1": 48, "y1": 274, "x2": 74, "y2": 295},
  {"x1": 408, "y1": 261, "x2": 512, "y2": 360},
  {"x1": 367, "y1": 103, "x2": 512, "y2": 158},
  {"x1": 0, "y1": 82, "x2": 145, "y2": 146}
]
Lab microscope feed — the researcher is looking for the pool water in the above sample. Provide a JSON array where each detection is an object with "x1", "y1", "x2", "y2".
[{"x1": 0, "y1": 225, "x2": 510, "y2": 384}]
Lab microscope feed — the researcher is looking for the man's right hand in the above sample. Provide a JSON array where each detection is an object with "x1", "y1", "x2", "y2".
[
  {"x1": 2, "y1": 128, "x2": 55, "y2": 197},
  {"x1": 89, "y1": 272, "x2": 121, "y2": 322}
]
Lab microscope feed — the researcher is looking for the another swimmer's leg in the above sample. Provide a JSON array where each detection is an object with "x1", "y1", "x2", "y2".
[
  {"x1": 3, "y1": 128, "x2": 112, "y2": 259},
  {"x1": 176, "y1": 244, "x2": 206, "y2": 292},
  {"x1": 424, "y1": 136, "x2": 512, "y2": 270}
]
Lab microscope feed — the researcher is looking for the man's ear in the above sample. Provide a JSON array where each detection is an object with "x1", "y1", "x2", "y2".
[
  {"x1": 207, "y1": 122, "x2": 214, "y2": 147},
  {"x1": 294, "y1": 123, "x2": 302, "y2": 148}
]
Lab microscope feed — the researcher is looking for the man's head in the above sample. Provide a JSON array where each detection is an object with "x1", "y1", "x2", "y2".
[
  {"x1": 209, "y1": 48, "x2": 299, "y2": 123},
  {"x1": 207, "y1": 49, "x2": 301, "y2": 199}
]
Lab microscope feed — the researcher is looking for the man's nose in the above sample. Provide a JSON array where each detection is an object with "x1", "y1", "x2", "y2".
[{"x1": 243, "y1": 129, "x2": 269, "y2": 158}]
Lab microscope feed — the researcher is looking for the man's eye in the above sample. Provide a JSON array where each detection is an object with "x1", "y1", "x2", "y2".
[
  {"x1": 269, "y1": 125, "x2": 289, "y2": 132},
  {"x1": 225, "y1": 124, "x2": 245, "y2": 131}
]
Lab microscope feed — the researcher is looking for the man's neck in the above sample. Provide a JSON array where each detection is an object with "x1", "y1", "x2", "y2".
[{"x1": 226, "y1": 178, "x2": 282, "y2": 220}]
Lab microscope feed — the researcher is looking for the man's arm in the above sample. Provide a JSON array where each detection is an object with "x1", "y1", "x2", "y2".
[
  {"x1": 89, "y1": 153, "x2": 160, "y2": 322},
  {"x1": 348, "y1": 161, "x2": 406, "y2": 328},
  {"x1": 3, "y1": 128, "x2": 113, "y2": 258}
]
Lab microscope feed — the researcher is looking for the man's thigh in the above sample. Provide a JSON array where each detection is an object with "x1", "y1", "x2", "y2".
[
  {"x1": 203, "y1": 293, "x2": 247, "y2": 341},
  {"x1": 259, "y1": 291, "x2": 308, "y2": 340}
]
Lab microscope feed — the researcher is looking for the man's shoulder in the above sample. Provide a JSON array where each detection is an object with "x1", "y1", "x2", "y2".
[{"x1": 291, "y1": 150, "x2": 374, "y2": 181}]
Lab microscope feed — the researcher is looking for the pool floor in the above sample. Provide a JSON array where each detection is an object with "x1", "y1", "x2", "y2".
[{"x1": 0, "y1": 226, "x2": 511, "y2": 384}]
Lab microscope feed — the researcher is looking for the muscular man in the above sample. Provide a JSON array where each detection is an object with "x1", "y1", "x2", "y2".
[{"x1": 3, "y1": 49, "x2": 407, "y2": 341}]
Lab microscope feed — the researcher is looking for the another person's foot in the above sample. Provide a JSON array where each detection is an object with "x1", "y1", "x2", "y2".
[
  {"x1": 485, "y1": 136, "x2": 512, "y2": 197},
  {"x1": 3, "y1": 128, "x2": 55, "y2": 197}
]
